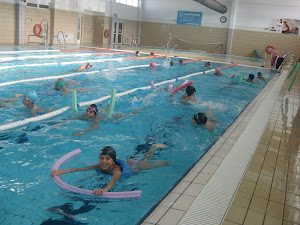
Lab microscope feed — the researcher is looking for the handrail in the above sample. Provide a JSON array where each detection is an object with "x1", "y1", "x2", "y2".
[
  {"x1": 277, "y1": 52, "x2": 296, "y2": 71},
  {"x1": 57, "y1": 31, "x2": 67, "y2": 45}
]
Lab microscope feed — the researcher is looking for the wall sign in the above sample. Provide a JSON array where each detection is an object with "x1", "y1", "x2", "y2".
[{"x1": 177, "y1": 11, "x2": 202, "y2": 26}]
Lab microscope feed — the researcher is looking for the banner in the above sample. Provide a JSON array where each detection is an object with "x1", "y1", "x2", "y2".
[
  {"x1": 177, "y1": 11, "x2": 202, "y2": 26},
  {"x1": 270, "y1": 18, "x2": 300, "y2": 35}
]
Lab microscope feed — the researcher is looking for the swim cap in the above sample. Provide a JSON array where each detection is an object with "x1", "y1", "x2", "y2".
[
  {"x1": 179, "y1": 60, "x2": 183, "y2": 64},
  {"x1": 249, "y1": 74, "x2": 255, "y2": 80},
  {"x1": 170, "y1": 61, "x2": 174, "y2": 66},
  {"x1": 136, "y1": 51, "x2": 139, "y2": 54},
  {"x1": 215, "y1": 68, "x2": 220, "y2": 72},
  {"x1": 193, "y1": 112, "x2": 208, "y2": 125},
  {"x1": 87, "y1": 104, "x2": 98, "y2": 115},
  {"x1": 100, "y1": 146, "x2": 116, "y2": 162},
  {"x1": 186, "y1": 85, "x2": 196, "y2": 96},
  {"x1": 150, "y1": 62, "x2": 156, "y2": 68},
  {"x1": 258, "y1": 72, "x2": 262, "y2": 76},
  {"x1": 55, "y1": 80, "x2": 66, "y2": 89},
  {"x1": 150, "y1": 52, "x2": 154, "y2": 55},
  {"x1": 86, "y1": 62, "x2": 92, "y2": 68},
  {"x1": 58, "y1": 78, "x2": 64, "y2": 81},
  {"x1": 26, "y1": 90, "x2": 38, "y2": 101},
  {"x1": 166, "y1": 84, "x2": 174, "y2": 91}
]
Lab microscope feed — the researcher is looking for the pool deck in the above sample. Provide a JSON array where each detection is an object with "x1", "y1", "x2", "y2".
[{"x1": 137, "y1": 51, "x2": 300, "y2": 225}]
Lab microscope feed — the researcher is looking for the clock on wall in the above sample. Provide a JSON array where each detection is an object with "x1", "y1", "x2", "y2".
[{"x1": 220, "y1": 16, "x2": 227, "y2": 23}]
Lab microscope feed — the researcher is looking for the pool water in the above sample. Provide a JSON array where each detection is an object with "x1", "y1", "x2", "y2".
[{"x1": 0, "y1": 47, "x2": 274, "y2": 225}]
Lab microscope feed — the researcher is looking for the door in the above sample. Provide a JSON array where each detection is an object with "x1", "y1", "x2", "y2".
[{"x1": 112, "y1": 20, "x2": 123, "y2": 45}]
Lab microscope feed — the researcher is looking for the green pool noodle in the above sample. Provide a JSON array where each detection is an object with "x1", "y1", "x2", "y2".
[
  {"x1": 106, "y1": 88, "x2": 116, "y2": 119},
  {"x1": 288, "y1": 63, "x2": 299, "y2": 92},
  {"x1": 72, "y1": 90, "x2": 78, "y2": 111},
  {"x1": 287, "y1": 62, "x2": 298, "y2": 79}
]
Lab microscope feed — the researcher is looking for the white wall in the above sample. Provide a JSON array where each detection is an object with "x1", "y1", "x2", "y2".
[
  {"x1": 142, "y1": 0, "x2": 232, "y2": 28},
  {"x1": 53, "y1": 0, "x2": 106, "y2": 13},
  {"x1": 234, "y1": 0, "x2": 300, "y2": 31}
]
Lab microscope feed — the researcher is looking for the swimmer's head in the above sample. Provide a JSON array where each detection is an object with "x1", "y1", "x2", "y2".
[
  {"x1": 170, "y1": 61, "x2": 174, "y2": 66},
  {"x1": 55, "y1": 79, "x2": 66, "y2": 90},
  {"x1": 100, "y1": 146, "x2": 116, "y2": 162},
  {"x1": 205, "y1": 62, "x2": 210, "y2": 66},
  {"x1": 186, "y1": 85, "x2": 196, "y2": 96},
  {"x1": 257, "y1": 72, "x2": 262, "y2": 77},
  {"x1": 179, "y1": 60, "x2": 184, "y2": 64},
  {"x1": 192, "y1": 112, "x2": 208, "y2": 125},
  {"x1": 215, "y1": 68, "x2": 220, "y2": 73},
  {"x1": 85, "y1": 63, "x2": 92, "y2": 68},
  {"x1": 136, "y1": 51, "x2": 140, "y2": 55},
  {"x1": 26, "y1": 90, "x2": 38, "y2": 101},
  {"x1": 249, "y1": 74, "x2": 255, "y2": 80},
  {"x1": 85, "y1": 104, "x2": 98, "y2": 117},
  {"x1": 166, "y1": 84, "x2": 174, "y2": 91},
  {"x1": 150, "y1": 62, "x2": 156, "y2": 68},
  {"x1": 150, "y1": 52, "x2": 155, "y2": 56}
]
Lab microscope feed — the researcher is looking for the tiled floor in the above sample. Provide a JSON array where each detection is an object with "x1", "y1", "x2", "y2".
[{"x1": 135, "y1": 49, "x2": 299, "y2": 225}]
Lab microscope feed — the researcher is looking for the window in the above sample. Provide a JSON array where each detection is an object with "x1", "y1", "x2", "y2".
[{"x1": 116, "y1": 0, "x2": 139, "y2": 7}]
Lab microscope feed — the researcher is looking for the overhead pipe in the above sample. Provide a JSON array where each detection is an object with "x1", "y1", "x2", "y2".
[{"x1": 193, "y1": 0, "x2": 227, "y2": 14}]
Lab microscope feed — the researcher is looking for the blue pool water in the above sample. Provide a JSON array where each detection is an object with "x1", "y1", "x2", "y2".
[{"x1": 0, "y1": 47, "x2": 274, "y2": 225}]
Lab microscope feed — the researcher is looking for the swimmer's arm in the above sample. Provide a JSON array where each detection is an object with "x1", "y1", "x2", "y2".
[
  {"x1": 93, "y1": 166, "x2": 122, "y2": 195},
  {"x1": 50, "y1": 164, "x2": 99, "y2": 178},
  {"x1": 72, "y1": 123, "x2": 99, "y2": 136},
  {"x1": 55, "y1": 114, "x2": 83, "y2": 127}
]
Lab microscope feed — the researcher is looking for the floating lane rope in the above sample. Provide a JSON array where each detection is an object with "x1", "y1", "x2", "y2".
[
  {"x1": 106, "y1": 88, "x2": 116, "y2": 119},
  {"x1": 51, "y1": 149, "x2": 142, "y2": 199}
]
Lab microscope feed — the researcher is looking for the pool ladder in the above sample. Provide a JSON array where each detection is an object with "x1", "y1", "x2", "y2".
[{"x1": 54, "y1": 31, "x2": 67, "y2": 47}]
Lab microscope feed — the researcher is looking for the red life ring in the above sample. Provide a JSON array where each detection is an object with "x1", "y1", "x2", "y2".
[
  {"x1": 266, "y1": 45, "x2": 274, "y2": 54},
  {"x1": 33, "y1": 24, "x2": 43, "y2": 36},
  {"x1": 104, "y1": 29, "x2": 110, "y2": 38}
]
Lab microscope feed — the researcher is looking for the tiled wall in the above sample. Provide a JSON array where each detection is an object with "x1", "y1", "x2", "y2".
[
  {"x1": 141, "y1": 21, "x2": 229, "y2": 53},
  {"x1": 0, "y1": 2, "x2": 16, "y2": 45},
  {"x1": 25, "y1": 7, "x2": 51, "y2": 45},
  {"x1": 230, "y1": 29, "x2": 300, "y2": 60}
]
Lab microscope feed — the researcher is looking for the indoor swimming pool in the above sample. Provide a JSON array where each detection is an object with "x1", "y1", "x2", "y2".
[{"x1": 0, "y1": 47, "x2": 275, "y2": 225}]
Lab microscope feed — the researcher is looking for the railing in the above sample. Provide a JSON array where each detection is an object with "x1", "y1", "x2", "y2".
[
  {"x1": 53, "y1": 31, "x2": 67, "y2": 47},
  {"x1": 28, "y1": 19, "x2": 49, "y2": 48},
  {"x1": 123, "y1": 35, "x2": 140, "y2": 48}
]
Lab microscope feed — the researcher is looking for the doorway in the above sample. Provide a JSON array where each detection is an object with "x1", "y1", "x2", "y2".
[{"x1": 112, "y1": 20, "x2": 123, "y2": 44}]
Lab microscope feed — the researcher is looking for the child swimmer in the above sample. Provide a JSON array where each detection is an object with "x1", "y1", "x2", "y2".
[{"x1": 50, "y1": 144, "x2": 168, "y2": 195}]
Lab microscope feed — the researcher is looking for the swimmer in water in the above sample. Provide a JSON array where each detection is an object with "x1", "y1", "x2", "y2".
[
  {"x1": 213, "y1": 68, "x2": 225, "y2": 77},
  {"x1": 205, "y1": 62, "x2": 212, "y2": 69},
  {"x1": 50, "y1": 144, "x2": 169, "y2": 195},
  {"x1": 136, "y1": 51, "x2": 140, "y2": 56},
  {"x1": 55, "y1": 104, "x2": 140, "y2": 136},
  {"x1": 77, "y1": 62, "x2": 92, "y2": 72},
  {"x1": 181, "y1": 85, "x2": 198, "y2": 102},
  {"x1": 191, "y1": 110, "x2": 217, "y2": 131},
  {"x1": 54, "y1": 78, "x2": 88, "y2": 95},
  {"x1": 257, "y1": 72, "x2": 266, "y2": 81},
  {"x1": 246, "y1": 74, "x2": 255, "y2": 83},
  {"x1": 150, "y1": 62, "x2": 157, "y2": 69}
]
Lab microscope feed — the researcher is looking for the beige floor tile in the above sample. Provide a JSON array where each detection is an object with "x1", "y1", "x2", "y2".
[
  {"x1": 243, "y1": 209, "x2": 264, "y2": 225},
  {"x1": 264, "y1": 215, "x2": 283, "y2": 225},
  {"x1": 201, "y1": 163, "x2": 219, "y2": 174},
  {"x1": 243, "y1": 170, "x2": 259, "y2": 183},
  {"x1": 274, "y1": 168, "x2": 288, "y2": 180},
  {"x1": 287, "y1": 182, "x2": 300, "y2": 196},
  {"x1": 222, "y1": 220, "x2": 240, "y2": 225},
  {"x1": 183, "y1": 183, "x2": 204, "y2": 197},
  {"x1": 257, "y1": 173, "x2": 272, "y2": 187},
  {"x1": 261, "y1": 165, "x2": 275, "y2": 176},
  {"x1": 249, "y1": 196, "x2": 268, "y2": 214},
  {"x1": 285, "y1": 193, "x2": 300, "y2": 209},
  {"x1": 269, "y1": 188, "x2": 285, "y2": 204},
  {"x1": 193, "y1": 172, "x2": 212, "y2": 185},
  {"x1": 172, "y1": 194, "x2": 196, "y2": 211},
  {"x1": 239, "y1": 180, "x2": 256, "y2": 195},
  {"x1": 232, "y1": 191, "x2": 252, "y2": 208},
  {"x1": 266, "y1": 200, "x2": 284, "y2": 219},
  {"x1": 272, "y1": 177, "x2": 287, "y2": 192},
  {"x1": 144, "y1": 206, "x2": 169, "y2": 224},
  {"x1": 254, "y1": 183, "x2": 271, "y2": 199},
  {"x1": 158, "y1": 208, "x2": 186, "y2": 225},
  {"x1": 288, "y1": 173, "x2": 300, "y2": 184},
  {"x1": 284, "y1": 205, "x2": 300, "y2": 224},
  {"x1": 172, "y1": 181, "x2": 190, "y2": 194},
  {"x1": 248, "y1": 162, "x2": 262, "y2": 173},
  {"x1": 283, "y1": 220, "x2": 300, "y2": 225},
  {"x1": 225, "y1": 204, "x2": 247, "y2": 224}
]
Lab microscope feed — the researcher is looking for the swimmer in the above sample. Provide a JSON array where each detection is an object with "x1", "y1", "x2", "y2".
[
  {"x1": 257, "y1": 72, "x2": 266, "y2": 81},
  {"x1": 136, "y1": 51, "x2": 140, "y2": 56},
  {"x1": 55, "y1": 104, "x2": 140, "y2": 136},
  {"x1": 246, "y1": 74, "x2": 255, "y2": 83},
  {"x1": 54, "y1": 78, "x2": 88, "y2": 95},
  {"x1": 179, "y1": 59, "x2": 185, "y2": 65},
  {"x1": 150, "y1": 62, "x2": 157, "y2": 69},
  {"x1": 181, "y1": 85, "x2": 198, "y2": 101},
  {"x1": 166, "y1": 84, "x2": 174, "y2": 92},
  {"x1": 50, "y1": 144, "x2": 169, "y2": 195},
  {"x1": 205, "y1": 62, "x2": 212, "y2": 69},
  {"x1": 170, "y1": 61, "x2": 174, "y2": 66},
  {"x1": 213, "y1": 68, "x2": 225, "y2": 77},
  {"x1": 77, "y1": 62, "x2": 92, "y2": 72},
  {"x1": 150, "y1": 52, "x2": 155, "y2": 56},
  {"x1": 22, "y1": 90, "x2": 52, "y2": 116},
  {"x1": 191, "y1": 110, "x2": 217, "y2": 131}
]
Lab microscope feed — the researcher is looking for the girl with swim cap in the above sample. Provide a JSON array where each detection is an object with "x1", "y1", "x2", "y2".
[
  {"x1": 246, "y1": 74, "x2": 255, "y2": 83},
  {"x1": 205, "y1": 62, "x2": 212, "y2": 69},
  {"x1": 50, "y1": 144, "x2": 168, "y2": 196},
  {"x1": 54, "y1": 78, "x2": 88, "y2": 95},
  {"x1": 181, "y1": 85, "x2": 198, "y2": 101},
  {"x1": 213, "y1": 68, "x2": 225, "y2": 77},
  {"x1": 150, "y1": 62, "x2": 157, "y2": 69}
]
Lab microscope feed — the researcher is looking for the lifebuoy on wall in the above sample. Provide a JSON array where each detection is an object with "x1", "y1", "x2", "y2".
[
  {"x1": 266, "y1": 45, "x2": 275, "y2": 54},
  {"x1": 104, "y1": 29, "x2": 110, "y2": 38},
  {"x1": 33, "y1": 24, "x2": 43, "y2": 36}
]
